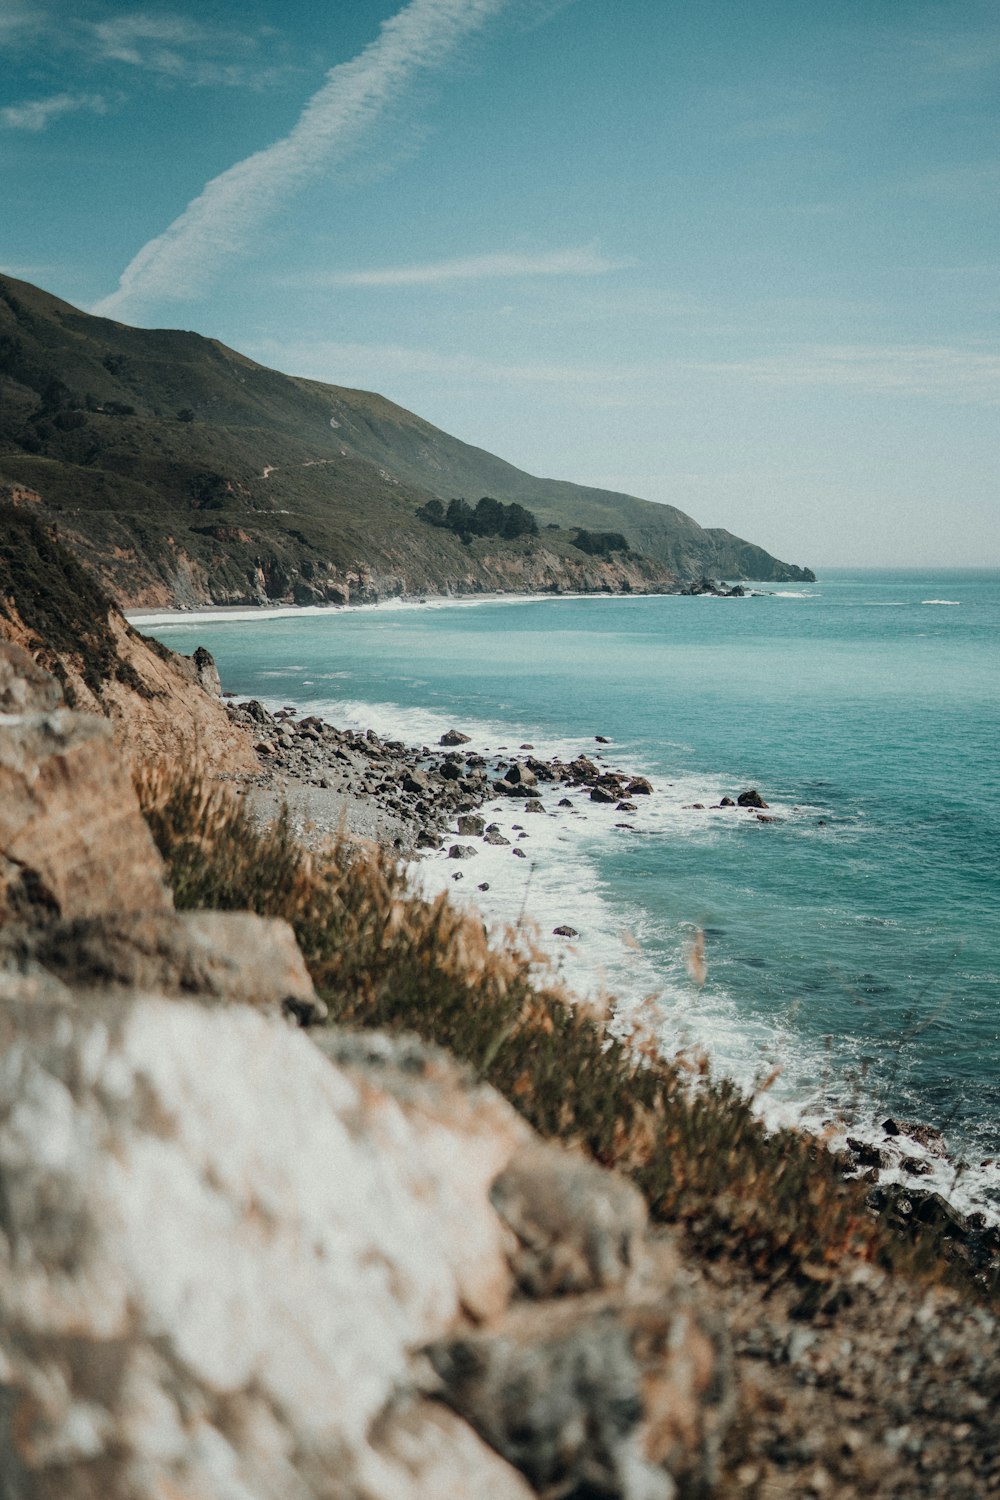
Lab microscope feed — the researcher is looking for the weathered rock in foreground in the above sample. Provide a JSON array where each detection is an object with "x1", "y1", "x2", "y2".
[
  {"x1": 0, "y1": 640, "x2": 63, "y2": 713},
  {"x1": 2, "y1": 908, "x2": 326, "y2": 1022},
  {"x1": 0, "y1": 993, "x2": 734, "y2": 1500},
  {"x1": 0, "y1": 656, "x2": 735, "y2": 1500},
  {"x1": 0, "y1": 708, "x2": 169, "y2": 922}
]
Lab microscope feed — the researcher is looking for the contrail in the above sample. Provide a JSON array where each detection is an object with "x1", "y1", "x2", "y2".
[{"x1": 92, "y1": 0, "x2": 515, "y2": 319}]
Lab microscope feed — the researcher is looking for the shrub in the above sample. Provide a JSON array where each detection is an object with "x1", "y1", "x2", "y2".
[
  {"x1": 135, "y1": 760, "x2": 997, "y2": 1305},
  {"x1": 0, "y1": 505, "x2": 149, "y2": 702},
  {"x1": 418, "y1": 495, "x2": 539, "y2": 543},
  {"x1": 572, "y1": 528, "x2": 630, "y2": 558}
]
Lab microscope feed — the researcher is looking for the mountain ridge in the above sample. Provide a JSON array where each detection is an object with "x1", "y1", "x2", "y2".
[{"x1": 0, "y1": 274, "x2": 814, "y2": 606}]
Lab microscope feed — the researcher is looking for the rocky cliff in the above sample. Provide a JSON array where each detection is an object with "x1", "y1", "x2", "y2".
[{"x1": 0, "y1": 498, "x2": 256, "y2": 771}]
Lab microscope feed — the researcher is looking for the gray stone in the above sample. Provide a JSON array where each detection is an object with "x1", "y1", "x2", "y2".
[
  {"x1": 0, "y1": 995, "x2": 527, "y2": 1498},
  {"x1": 503, "y1": 764, "x2": 537, "y2": 789},
  {"x1": 737, "y1": 788, "x2": 767, "y2": 809},
  {"x1": 0, "y1": 641, "x2": 63, "y2": 713},
  {"x1": 491, "y1": 1139, "x2": 647, "y2": 1297},
  {"x1": 19, "y1": 908, "x2": 324, "y2": 1023},
  {"x1": 0, "y1": 709, "x2": 170, "y2": 922}
]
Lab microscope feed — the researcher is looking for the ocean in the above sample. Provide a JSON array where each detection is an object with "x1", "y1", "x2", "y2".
[{"x1": 141, "y1": 569, "x2": 1000, "y2": 1218}]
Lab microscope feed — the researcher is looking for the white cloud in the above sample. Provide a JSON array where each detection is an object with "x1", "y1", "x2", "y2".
[
  {"x1": 687, "y1": 345, "x2": 1000, "y2": 407},
  {"x1": 82, "y1": 10, "x2": 279, "y2": 86},
  {"x1": 1, "y1": 91, "x2": 108, "y2": 131},
  {"x1": 249, "y1": 336, "x2": 1000, "y2": 410},
  {"x1": 249, "y1": 337, "x2": 620, "y2": 388},
  {"x1": 905, "y1": 162, "x2": 1000, "y2": 199},
  {"x1": 323, "y1": 246, "x2": 630, "y2": 287},
  {"x1": 88, "y1": 12, "x2": 209, "y2": 69},
  {"x1": 0, "y1": 2, "x2": 44, "y2": 44},
  {"x1": 92, "y1": 0, "x2": 524, "y2": 320},
  {"x1": 912, "y1": 29, "x2": 1000, "y2": 75}
]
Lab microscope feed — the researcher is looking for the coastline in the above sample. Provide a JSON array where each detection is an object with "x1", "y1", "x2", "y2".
[
  {"x1": 125, "y1": 587, "x2": 676, "y2": 631},
  {"x1": 131, "y1": 575, "x2": 1000, "y2": 1249},
  {"x1": 217, "y1": 685, "x2": 1000, "y2": 1254},
  {"x1": 125, "y1": 576, "x2": 774, "y2": 631}
]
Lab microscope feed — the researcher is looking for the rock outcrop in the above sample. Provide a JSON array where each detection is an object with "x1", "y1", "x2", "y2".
[
  {"x1": 0, "y1": 650, "x2": 735, "y2": 1498},
  {"x1": 0, "y1": 508, "x2": 257, "y2": 773},
  {"x1": 0, "y1": 698, "x2": 169, "y2": 923}
]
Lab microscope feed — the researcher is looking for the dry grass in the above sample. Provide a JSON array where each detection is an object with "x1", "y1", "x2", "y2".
[{"x1": 136, "y1": 760, "x2": 996, "y2": 1303}]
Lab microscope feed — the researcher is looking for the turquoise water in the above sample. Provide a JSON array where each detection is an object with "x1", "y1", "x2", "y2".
[{"x1": 144, "y1": 571, "x2": 1000, "y2": 1208}]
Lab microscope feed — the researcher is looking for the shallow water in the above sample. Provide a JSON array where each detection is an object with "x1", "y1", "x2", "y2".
[{"x1": 145, "y1": 569, "x2": 1000, "y2": 1214}]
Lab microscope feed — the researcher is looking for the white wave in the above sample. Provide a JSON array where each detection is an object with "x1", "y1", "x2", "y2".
[
  {"x1": 234, "y1": 659, "x2": 1000, "y2": 1225},
  {"x1": 922, "y1": 599, "x2": 961, "y2": 605},
  {"x1": 126, "y1": 590, "x2": 652, "y2": 632},
  {"x1": 770, "y1": 590, "x2": 818, "y2": 599}
]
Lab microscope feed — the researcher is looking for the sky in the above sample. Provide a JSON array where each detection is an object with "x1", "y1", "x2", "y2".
[{"x1": 1, "y1": 0, "x2": 998, "y2": 569}]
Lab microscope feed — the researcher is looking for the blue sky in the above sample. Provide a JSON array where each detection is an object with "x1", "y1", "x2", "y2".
[{"x1": 2, "y1": 0, "x2": 997, "y2": 567}]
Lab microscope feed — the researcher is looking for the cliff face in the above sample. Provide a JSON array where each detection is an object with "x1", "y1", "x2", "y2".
[
  {"x1": 0, "y1": 500, "x2": 256, "y2": 771},
  {"x1": 0, "y1": 272, "x2": 814, "y2": 608}
]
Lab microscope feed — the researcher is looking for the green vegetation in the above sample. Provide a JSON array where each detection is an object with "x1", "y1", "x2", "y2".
[
  {"x1": 0, "y1": 271, "x2": 814, "y2": 605},
  {"x1": 136, "y1": 760, "x2": 995, "y2": 1307},
  {"x1": 418, "y1": 495, "x2": 539, "y2": 543},
  {"x1": 571, "y1": 528, "x2": 631, "y2": 558},
  {"x1": 0, "y1": 503, "x2": 147, "y2": 702}
]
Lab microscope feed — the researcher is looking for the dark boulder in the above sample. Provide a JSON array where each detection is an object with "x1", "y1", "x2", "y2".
[
  {"x1": 503, "y1": 764, "x2": 537, "y2": 789},
  {"x1": 553, "y1": 925, "x2": 579, "y2": 937},
  {"x1": 590, "y1": 786, "x2": 617, "y2": 804},
  {"x1": 240, "y1": 699, "x2": 273, "y2": 725},
  {"x1": 447, "y1": 844, "x2": 477, "y2": 860},
  {"x1": 846, "y1": 1137, "x2": 889, "y2": 1170},
  {"x1": 440, "y1": 729, "x2": 472, "y2": 746},
  {"x1": 567, "y1": 755, "x2": 599, "y2": 781},
  {"x1": 737, "y1": 789, "x2": 767, "y2": 809},
  {"x1": 625, "y1": 777, "x2": 653, "y2": 796},
  {"x1": 881, "y1": 1119, "x2": 948, "y2": 1158}
]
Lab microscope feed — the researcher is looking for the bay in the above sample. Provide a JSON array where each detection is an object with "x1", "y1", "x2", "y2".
[{"x1": 143, "y1": 568, "x2": 1000, "y2": 1215}]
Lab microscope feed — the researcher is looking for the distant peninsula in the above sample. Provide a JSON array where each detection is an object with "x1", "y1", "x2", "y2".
[{"x1": 0, "y1": 273, "x2": 814, "y2": 609}]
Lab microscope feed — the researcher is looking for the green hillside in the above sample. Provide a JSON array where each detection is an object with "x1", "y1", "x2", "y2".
[{"x1": 0, "y1": 274, "x2": 813, "y2": 606}]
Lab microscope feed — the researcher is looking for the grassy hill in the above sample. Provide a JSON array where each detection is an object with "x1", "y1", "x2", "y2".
[{"x1": 0, "y1": 274, "x2": 813, "y2": 606}]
